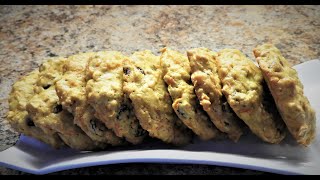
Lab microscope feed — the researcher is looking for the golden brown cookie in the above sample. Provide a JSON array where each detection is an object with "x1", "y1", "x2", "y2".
[
  {"x1": 26, "y1": 58, "x2": 105, "y2": 151},
  {"x1": 216, "y1": 49, "x2": 286, "y2": 144},
  {"x1": 253, "y1": 44, "x2": 316, "y2": 146},
  {"x1": 26, "y1": 86, "x2": 104, "y2": 151},
  {"x1": 187, "y1": 47, "x2": 244, "y2": 142},
  {"x1": 160, "y1": 48, "x2": 221, "y2": 141},
  {"x1": 7, "y1": 70, "x2": 64, "y2": 148},
  {"x1": 55, "y1": 52, "x2": 124, "y2": 146},
  {"x1": 85, "y1": 51, "x2": 146, "y2": 145},
  {"x1": 123, "y1": 50, "x2": 192, "y2": 145}
]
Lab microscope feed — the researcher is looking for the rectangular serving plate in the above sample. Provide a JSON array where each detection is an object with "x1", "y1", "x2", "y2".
[{"x1": 0, "y1": 59, "x2": 319, "y2": 175}]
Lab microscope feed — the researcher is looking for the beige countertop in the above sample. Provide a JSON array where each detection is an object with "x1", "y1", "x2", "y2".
[{"x1": 0, "y1": 5, "x2": 319, "y2": 175}]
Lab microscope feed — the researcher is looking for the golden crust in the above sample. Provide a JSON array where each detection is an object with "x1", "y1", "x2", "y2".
[
  {"x1": 55, "y1": 52, "x2": 124, "y2": 146},
  {"x1": 217, "y1": 49, "x2": 286, "y2": 144},
  {"x1": 85, "y1": 51, "x2": 146, "y2": 145},
  {"x1": 254, "y1": 44, "x2": 316, "y2": 146},
  {"x1": 160, "y1": 48, "x2": 221, "y2": 141},
  {"x1": 7, "y1": 70, "x2": 64, "y2": 148},
  {"x1": 187, "y1": 47, "x2": 243, "y2": 142},
  {"x1": 123, "y1": 50, "x2": 192, "y2": 145}
]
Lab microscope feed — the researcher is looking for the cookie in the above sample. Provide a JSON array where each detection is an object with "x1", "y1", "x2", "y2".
[
  {"x1": 160, "y1": 48, "x2": 221, "y2": 141},
  {"x1": 55, "y1": 52, "x2": 124, "y2": 146},
  {"x1": 85, "y1": 51, "x2": 146, "y2": 145},
  {"x1": 123, "y1": 50, "x2": 192, "y2": 145},
  {"x1": 187, "y1": 48, "x2": 243, "y2": 142},
  {"x1": 253, "y1": 44, "x2": 316, "y2": 146},
  {"x1": 26, "y1": 58, "x2": 105, "y2": 150},
  {"x1": 216, "y1": 49, "x2": 286, "y2": 144},
  {"x1": 7, "y1": 70, "x2": 64, "y2": 148}
]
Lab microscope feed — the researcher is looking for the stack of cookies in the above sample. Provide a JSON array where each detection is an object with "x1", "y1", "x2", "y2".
[{"x1": 7, "y1": 44, "x2": 316, "y2": 151}]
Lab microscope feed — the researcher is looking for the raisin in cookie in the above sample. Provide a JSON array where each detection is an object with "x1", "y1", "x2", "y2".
[
  {"x1": 123, "y1": 50, "x2": 192, "y2": 145},
  {"x1": 86, "y1": 51, "x2": 146, "y2": 145},
  {"x1": 253, "y1": 44, "x2": 316, "y2": 146},
  {"x1": 187, "y1": 48, "x2": 243, "y2": 142},
  {"x1": 216, "y1": 49, "x2": 286, "y2": 144},
  {"x1": 55, "y1": 52, "x2": 124, "y2": 146},
  {"x1": 7, "y1": 70, "x2": 64, "y2": 148}
]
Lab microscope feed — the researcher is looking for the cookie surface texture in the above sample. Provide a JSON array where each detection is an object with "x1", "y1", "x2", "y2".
[
  {"x1": 26, "y1": 57, "x2": 104, "y2": 150},
  {"x1": 216, "y1": 49, "x2": 286, "y2": 144},
  {"x1": 55, "y1": 52, "x2": 124, "y2": 146},
  {"x1": 85, "y1": 51, "x2": 146, "y2": 145},
  {"x1": 160, "y1": 48, "x2": 221, "y2": 141},
  {"x1": 253, "y1": 44, "x2": 316, "y2": 146},
  {"x1": 123, "y1": 50, "x2": 192, "y2": 145},
  {"x1": 187, "y1": 47, "x2": 243, "y2": 142}
]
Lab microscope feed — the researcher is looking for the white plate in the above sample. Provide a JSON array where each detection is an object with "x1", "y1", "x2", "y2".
[{"x1": 1, "y1": 60, "x2": 320, "y2": 175}]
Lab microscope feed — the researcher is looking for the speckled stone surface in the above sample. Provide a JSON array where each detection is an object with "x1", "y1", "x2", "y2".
[{"x1": 0, "y1": 5, "x2": 319, "y2": 175}]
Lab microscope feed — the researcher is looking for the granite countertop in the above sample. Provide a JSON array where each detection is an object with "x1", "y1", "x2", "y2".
[{"x1": 0, "y1": 5, "x2": 319, "y2": 175}]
